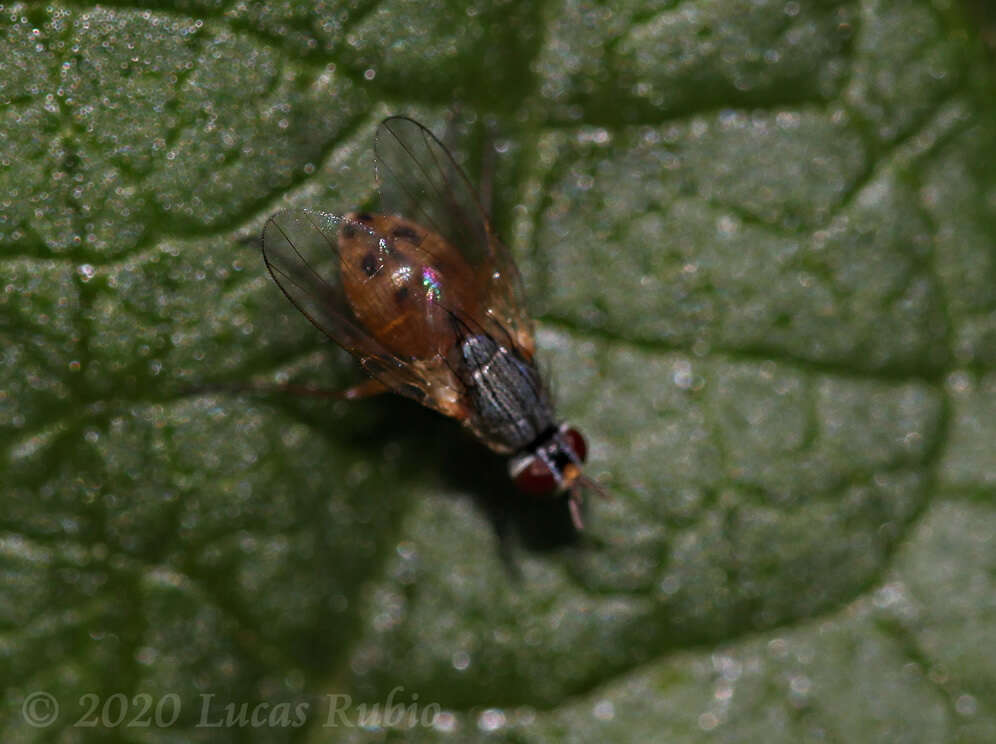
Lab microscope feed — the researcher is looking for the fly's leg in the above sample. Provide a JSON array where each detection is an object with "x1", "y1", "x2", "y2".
[
  {"x1": 335, "y1": 378, "x2": 390, "y2": 399},
  {"x1": 183, "y1": 378, "x2": 388, "y2": 400}
]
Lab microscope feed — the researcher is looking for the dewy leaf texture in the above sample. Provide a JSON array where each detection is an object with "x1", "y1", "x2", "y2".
[{"x1": 1, "y1": 1, "x2": 994, "y2": 741}]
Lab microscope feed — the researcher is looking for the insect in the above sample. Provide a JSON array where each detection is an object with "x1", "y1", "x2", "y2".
[{"x1": 261, "y1": 116, "x2": 606, "y2": 529}]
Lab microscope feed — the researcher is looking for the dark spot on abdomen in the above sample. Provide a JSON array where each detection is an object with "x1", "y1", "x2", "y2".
[
  {"x1": 399, "y1": 383, "x2": 426, "y2": 402},
  {"x1": 355, "y1": 212, "x2": 374, "y2": 223},
  {"x1": 391, "y1": 225, "x2": 420, "y2": 243},
  {"x1": 395, "y1": 286, "x2": 410, "y2": 303},
  {"x1": 361, "y1": 252, "x2": 378, "y2": 276}
]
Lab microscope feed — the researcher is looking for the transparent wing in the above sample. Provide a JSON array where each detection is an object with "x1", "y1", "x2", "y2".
[
  {"x1": 262, "y1": 209, "x2": 380, "y2": 358},
  {"x1": 261, "y1": 208, "x2": 469, "y2": 419},
  {"x1": 375, "y1": 116, "x2": 536, "y2": 358},
  {"x1": 375, "y1": 116, "x2": 489, "y2": 264}
]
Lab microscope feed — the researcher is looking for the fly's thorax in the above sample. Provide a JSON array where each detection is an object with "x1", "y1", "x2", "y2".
[{"x1": 457, "y1": 333, "x2": 555, "y2": 453}]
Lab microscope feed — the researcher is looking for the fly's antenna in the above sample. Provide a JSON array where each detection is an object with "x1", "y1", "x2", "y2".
[
  {"x1": 580, "y1": 473, "x2": 612, "y2": 502},
  {"x1": 568, "y1": 488, "x2": 584, "y2": 531},
  {"x1": 563, "y1": 468, "x2": 612, "y2": 531}
]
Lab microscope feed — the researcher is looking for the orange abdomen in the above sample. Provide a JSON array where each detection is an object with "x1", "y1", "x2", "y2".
[{"x1": 338, "y1": 213, "x2": 481, "y2": 360}]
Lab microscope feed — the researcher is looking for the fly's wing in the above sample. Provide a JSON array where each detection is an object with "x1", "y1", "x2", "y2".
[
  {"x1": 261, "y1": 208, "x2": 469, "y2": 420},
  {"x1": 374, "y1": 116, "x2": 536, "y2": 359}
]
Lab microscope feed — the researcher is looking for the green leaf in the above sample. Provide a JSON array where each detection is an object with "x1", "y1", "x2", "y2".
[{"x1": 2, "y1": 0, "x2": 994, "y2": 742}]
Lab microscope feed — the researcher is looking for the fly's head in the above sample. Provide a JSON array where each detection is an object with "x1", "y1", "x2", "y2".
[{"x1": 508, "y1": 424, "x2": 607, "y2": 529}]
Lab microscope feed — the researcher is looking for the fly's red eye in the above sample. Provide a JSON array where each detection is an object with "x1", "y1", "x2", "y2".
[
  {"x1": 513, "y1": 457, "x2": 557, "y2": 495},
  {"x1": 564, "y1": 427, "x2": 587, "y2": 462}
]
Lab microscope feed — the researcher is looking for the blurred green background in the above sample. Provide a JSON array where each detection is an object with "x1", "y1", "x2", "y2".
[{"x1": 1, "y1": 0, "x2": 994, "y2": 741}]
